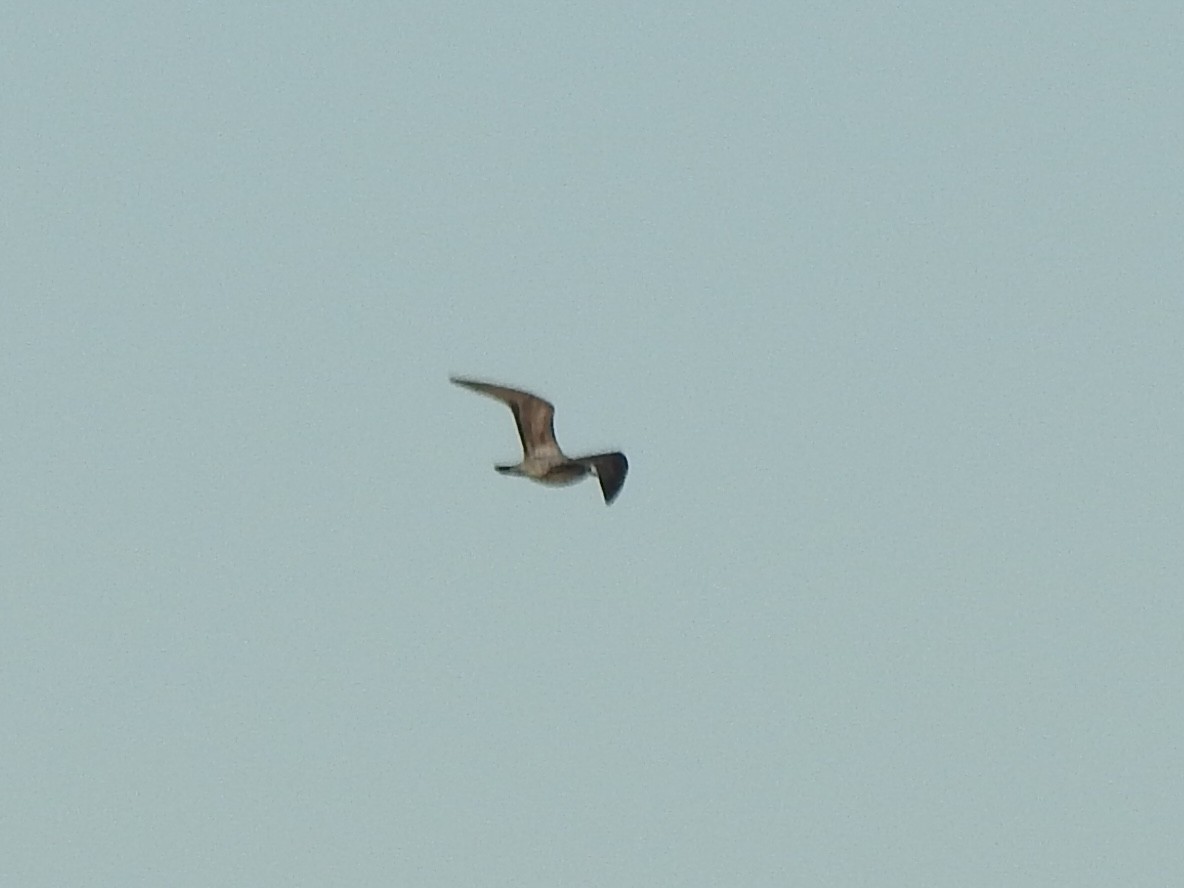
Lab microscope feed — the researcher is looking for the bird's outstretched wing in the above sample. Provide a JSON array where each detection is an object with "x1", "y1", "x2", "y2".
[
  {"x1": 575, "y1": 452, "x2": 629, "y2": 504},
  {"x1": 450, "y1": 377, "x2": 561, "y2": 458}
]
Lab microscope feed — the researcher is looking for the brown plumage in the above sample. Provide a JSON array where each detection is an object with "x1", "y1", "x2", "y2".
[{"x1": 451, "y1": 376, "x2": 628, "y2": 505}]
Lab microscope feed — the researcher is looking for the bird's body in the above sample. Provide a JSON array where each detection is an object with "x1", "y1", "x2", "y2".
[{"x1": 451, "y1": 376, "x2": 628, "y2": 504}]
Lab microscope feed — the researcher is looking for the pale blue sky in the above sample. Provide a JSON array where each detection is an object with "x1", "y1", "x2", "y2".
[{"x1": 2, "y1": 4, "x2": 1182, "y2": 886}]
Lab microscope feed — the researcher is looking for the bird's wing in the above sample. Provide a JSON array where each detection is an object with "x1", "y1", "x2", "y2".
[
  {"x1": 450, "y1": 377, "x2": 560, "y2": 457},
  {"x1": 574, "y1": 451, "x2": 629, "y2": 504}
]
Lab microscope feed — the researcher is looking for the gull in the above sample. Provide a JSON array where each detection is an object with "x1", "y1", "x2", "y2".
[{"x1": 450, "y1": 376, "x2": 628, "y2": 504}]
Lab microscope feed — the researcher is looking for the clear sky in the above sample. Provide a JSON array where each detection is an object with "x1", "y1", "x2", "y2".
[{"x1": 3, "y1": 4, "x2": 1181, "y2": 886}]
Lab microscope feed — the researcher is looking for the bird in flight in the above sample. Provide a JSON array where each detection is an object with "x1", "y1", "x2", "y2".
[{"x1": 451, "y1": 376, "x2": 628, "y2": 505}]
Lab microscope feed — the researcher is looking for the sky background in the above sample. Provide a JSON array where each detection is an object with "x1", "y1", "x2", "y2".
[{"x1": 2, "y1": 4, "x2": 1182, "y2": 886}]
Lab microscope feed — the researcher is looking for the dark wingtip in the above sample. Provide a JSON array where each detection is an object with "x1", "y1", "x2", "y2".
[{"x1": 597, "y1": 452, "x2": 628, "y2": 505}]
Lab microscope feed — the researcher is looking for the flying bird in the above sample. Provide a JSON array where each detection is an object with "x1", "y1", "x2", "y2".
[{"x1": 450, "y1": 376, "x2": 628, "y2": 504}]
